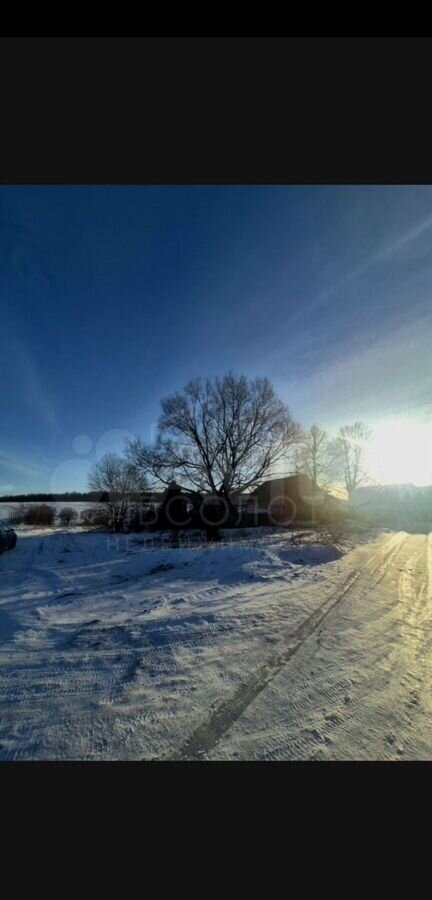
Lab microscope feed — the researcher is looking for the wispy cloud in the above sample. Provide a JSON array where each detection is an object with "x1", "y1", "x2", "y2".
[
  {"x1": 292, "y1": 313, "x2": 432, "y2": 427},
  {"x1": 0, "y1": 452, "x2": 50, "y2": 480},
  {"x1": 0, "y1": 215, "x2": 54, "y2": 293},
  {"x1": 261, "y1": 210, "x2": 432, "y2": 377},
  {"x1": 22, "y1": 355, "x2": 57, "y2": 429},
  {"x1": 305, "y1": 211, "x2": 432, "y2": 315},
  {"x1": 0, "y1": 334, "x2": 57, "y2": 429}
]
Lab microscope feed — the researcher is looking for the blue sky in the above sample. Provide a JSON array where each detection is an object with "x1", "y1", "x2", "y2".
[{"x1": 1, "y1": 185, "x2": 432, "y2": 493}]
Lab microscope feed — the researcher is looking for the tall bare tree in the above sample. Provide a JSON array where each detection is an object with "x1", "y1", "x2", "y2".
[
  {"x1": 295, "y1": 424, "x2": 341, "y2": 489},
  {"x1": 127, "y1": 373, "x2": 301, "y2": 509},
  {"x1": 337, "y1": 422, "x2": 372, "y2": 497},
  {"x1": 88, "y1": 452, "x2": 148, "y2": 531}
]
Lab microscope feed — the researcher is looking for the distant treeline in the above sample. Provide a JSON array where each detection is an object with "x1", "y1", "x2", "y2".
[{"x1": 0, "y1": 491, "x2": 102, "y2": 502}]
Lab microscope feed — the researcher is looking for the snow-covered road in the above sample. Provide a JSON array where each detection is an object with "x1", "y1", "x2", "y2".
[
  {"x1": 207, "y1": 531, "x2": 432, "y2": 759},
  {"x1": 0, "y1": 527, "x2": 431, "y2": 759}
]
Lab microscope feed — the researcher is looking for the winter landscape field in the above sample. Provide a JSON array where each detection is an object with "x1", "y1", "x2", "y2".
[
  {"x1": 3, "y1": 184, "x2": 432, "y2": 763},
  {"x1": 1, "y1": 523, "x2": 431, "y2": 760}
]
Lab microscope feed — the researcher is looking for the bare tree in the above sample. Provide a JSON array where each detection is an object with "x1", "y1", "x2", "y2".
[
  {"x1": 127, "y1": 373, "x2": 301, "y2": 510},
  {"x1": 295, "y1": 424, "x2": 341, "y2": 489},
  {"x1": 88, "y1": 452, "x2": 148, "y2": 532},
  {"x1": 59, "y1": 506, "x2": 78, "y2": 527},
  {"x1": 337, "y1": 422, "x2": 372, "y2": 497}
]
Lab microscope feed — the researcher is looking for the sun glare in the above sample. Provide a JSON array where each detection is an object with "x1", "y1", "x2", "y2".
[{"x1": 366, "y1": 419, "x2": 432, "y2": 487}]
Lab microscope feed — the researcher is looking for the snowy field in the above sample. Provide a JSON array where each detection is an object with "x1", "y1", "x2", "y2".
[
  {"x1": 0, "y1": 501, "x2": 95, "y2": 521},
  {"x1": 1, "y1": 524, "x2": 431, "y2": 760}
]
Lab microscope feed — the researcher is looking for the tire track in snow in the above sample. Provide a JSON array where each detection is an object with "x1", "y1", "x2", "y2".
[
  {"x1": 169, "y1": 532, "x2": 407, "y2": 760},
  {"x1": 211, "y1": 534, "x2": 431, "y2": 761}
]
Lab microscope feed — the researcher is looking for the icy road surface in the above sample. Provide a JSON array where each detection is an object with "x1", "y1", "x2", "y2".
[{"x1": 0, "y1": 527, "x2": 431, "y2": 760}]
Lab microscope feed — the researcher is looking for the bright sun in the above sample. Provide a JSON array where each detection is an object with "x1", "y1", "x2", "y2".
[{"x1": 366, "y1": 419, "x2": 432, "y2": 487}]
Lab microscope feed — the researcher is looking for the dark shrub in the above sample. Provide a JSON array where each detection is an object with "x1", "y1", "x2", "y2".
[
  {"x1": 24, "y1": 504, "x2": 55, "y2": 526},
  {"x1": 80, "y1": 507, "x2": 110, "y2": 528},
  {"x1": 59, "y1": 507, "x2": 78, "y2": 527},
  {"x1": 155, "y1": 483, "x2": 191, "y2": 531},
  {"x1": 125, "y1": 503, "x2": 159, "y2": 532}
]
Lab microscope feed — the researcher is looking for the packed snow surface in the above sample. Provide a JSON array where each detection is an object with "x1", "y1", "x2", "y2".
[{"x1": 1, "y1": 525, "x2": 431, "y2": 760}]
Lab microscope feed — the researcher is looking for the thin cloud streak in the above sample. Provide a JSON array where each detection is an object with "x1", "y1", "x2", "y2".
[
  {"x1": 260, "y1": 210, "x2": 432, "y2": 375},
  {"x1": 1, "y1": 334, "x2": 57, "y2": 430},
  {"x1": 306, "y1": 211, "x2": 432, "y2": 314},
  {"x1": 288, "y1": 313, "x2": 432, "y2": 427},
  {"x1": 0, "y1": 452, "x2": 50, "y2": 480}
]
